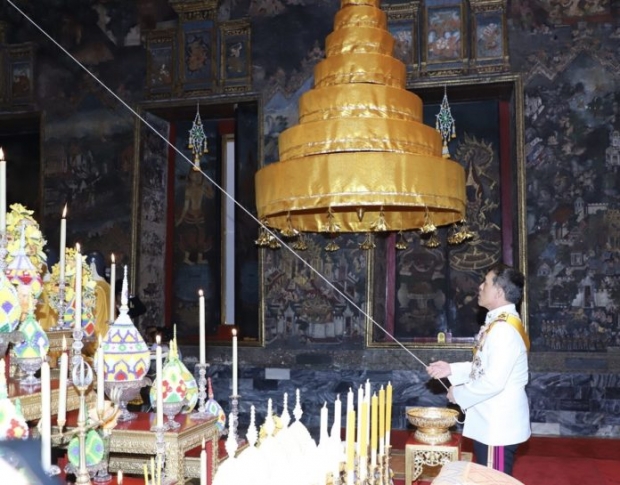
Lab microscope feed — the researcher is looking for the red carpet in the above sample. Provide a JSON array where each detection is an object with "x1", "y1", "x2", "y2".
[{"x1": 391, "y1": 433, "x2": 620, "y2": 485}]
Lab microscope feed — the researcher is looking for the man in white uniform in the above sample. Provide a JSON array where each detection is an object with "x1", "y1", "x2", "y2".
[{"x1": 427, "y1": 264, "x2": 530, "y2": 476}]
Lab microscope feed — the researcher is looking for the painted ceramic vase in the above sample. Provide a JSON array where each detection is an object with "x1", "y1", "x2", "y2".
[
  {"x1": 13, "y1": 311, "x2": 49, "y2": 358},
  {"x1": 102, "y1": 311, "x2": 150, "y2": 382}
]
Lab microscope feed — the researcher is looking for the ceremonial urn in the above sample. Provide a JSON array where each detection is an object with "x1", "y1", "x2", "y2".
[{"x1": 406, "y1": 407, "x2": 459, "y2": 445}]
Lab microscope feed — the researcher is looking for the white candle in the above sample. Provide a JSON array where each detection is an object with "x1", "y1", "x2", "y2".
[
  {"x1": 59, "y1": 205, "x2": 67, "y2": 282},
  {"x1": 200, "y1": 439, "x2": 207, "y2": 485},
  {"x1": 117, "y1": 470, "x2": 123, "y2": 485},
  {"x1": 231, "y1": 328, "x2": 238, "y2": 396},
  {"x1": 156, "y1": 337, "x2": 163, "y2": 428},
  {"x1": 319, "y1": 402, "x2": 328, "y2": 445},
  {"x1": 109, "y1": 254, "x2": 116, "y2": 323},
  {"x1": 347, "y1": 387, "x2": 353, "y2": 412},
  {"x1": 97, "y1": 343, "x2": 105, "y2": 414},
  {"x1": 199, "y1": 289, "x2": 205, "y2": 365},
  {"x1": 40, "y1": 354, "x2": 51, "y2": 472},
  {"x1": 58, "y1": 337, "x2": 68, "y2": 424},
  {"x1": 74, "y1": 243, "x2": 82, "y2": 330},
  {"x1": 0, "y1": 148, "x2": 6, "y2": 234},
  {"x1": 331, "y1": 394, "x2": 341, "y2": 440}
]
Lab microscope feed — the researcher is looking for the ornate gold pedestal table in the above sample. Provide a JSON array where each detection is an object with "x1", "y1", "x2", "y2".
[
  {"x1": 405, "y1": 433, "x2": 461, "y2": 484},
  {"x1": 65, "y1": 410, "x2": 219, "y2": 484},
  {"x1": 8, "y1": 377, "x2": 82, "y2": 421}
]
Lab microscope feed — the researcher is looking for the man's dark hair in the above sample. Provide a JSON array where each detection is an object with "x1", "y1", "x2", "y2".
[{"x1": 490, "y1": 263, "x2": 524, "y2": 304}]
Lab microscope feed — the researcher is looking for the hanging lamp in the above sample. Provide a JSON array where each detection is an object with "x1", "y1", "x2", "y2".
[{"x1": 255, "y1": 0, "x2": 466, "y2": 236}]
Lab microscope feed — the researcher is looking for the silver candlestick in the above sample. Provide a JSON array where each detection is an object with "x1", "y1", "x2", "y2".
[
  {"x1": 56, "y1": 280, "x2": 67, "y2": 330},
  {"x1": 190, "y1": 363, "x2": 210, "y2": 420},
  {"x1": 72, "y1": 328, "x2": 84, "y2": 368},
  {"x1": 230, "y1": 394, "x2": 240, "y2": 441}
]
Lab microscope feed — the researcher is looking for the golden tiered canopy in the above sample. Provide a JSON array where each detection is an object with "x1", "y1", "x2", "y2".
[{"x1": 255, "y1": 0, "x2": 466, "y2": 234}]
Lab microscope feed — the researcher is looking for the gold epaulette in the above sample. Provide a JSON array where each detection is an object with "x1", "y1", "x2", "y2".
[{"x1": 489, "y1": 312, "x2": 530, "y2": 352}]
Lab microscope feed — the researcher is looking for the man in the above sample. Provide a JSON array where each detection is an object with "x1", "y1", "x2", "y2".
[{"x1": 427, "y1": 264, "x2": 530, "y2": 476}]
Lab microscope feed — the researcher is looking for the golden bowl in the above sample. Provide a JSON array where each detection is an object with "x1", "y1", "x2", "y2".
[{"x1": 406, "y1": 407, "x2": 459, "y2": 445}]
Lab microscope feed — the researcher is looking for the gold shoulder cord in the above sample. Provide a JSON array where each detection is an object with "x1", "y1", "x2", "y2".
[{"x1": 488, "y1": 312, "x2": 530, "y2": 352}]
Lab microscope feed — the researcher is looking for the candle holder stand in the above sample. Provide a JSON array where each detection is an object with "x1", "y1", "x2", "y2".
[
  {"x1": 229, "y1": 394, "x2": 240, "y2": 441},
  {"x1": 383, "y1": 446, "x2": 391, "y2": 485},
  {"x1": 0, "y1": 232, "x2": 7, "y2": 273},
  {"x1": 367, "y1": 463, "x2": 377, "y2": 485},
  {"x1": 376, "y1": 454, "x2": 385, "y2": 485},
  {"x1": 190, "y1": 363, "x2": 211, "y2": 421},
  {"x1": 55, "y1": 280, "x2": 67, "y2": 330},
  {"x1": 154, "y1": 424, "x2": 175, "y2": 485},
  {"x1": 72, "y1": 328, "x2": 84, "y2": 368}
]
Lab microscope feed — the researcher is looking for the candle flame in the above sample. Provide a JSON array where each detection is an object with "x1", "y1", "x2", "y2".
[
  {"x1": 62, "y1": 335, "x2": 67, "y2": 351},
  {"x1": 156, "y1": 335, "x2": 161, "y2": 345},
  {"x1": 62, "y1": 204, "x2": 67, "y2": 217},
  {"x1": 202, "y1": 437, "x2": 205, "y2": 449},
  {"x1": 111, "y1": 253, "x2": 115, "y2": 263},
  {"x1": 0, "y1": 147, "x2": 4, "y2": 161},
  {"x1": 232, "y1": 328, "x2": 237, "y2": 337},
  {"x1": 76, "y1": 242, "x2": 81, "y2": 253},
  {"x1": 198, "y1": 289, "x2": 204, "y2": 297}
]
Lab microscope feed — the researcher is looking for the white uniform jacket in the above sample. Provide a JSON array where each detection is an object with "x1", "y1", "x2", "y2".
[{"x1": 449, "y1": 304, "x2": 531, "y2": 446}]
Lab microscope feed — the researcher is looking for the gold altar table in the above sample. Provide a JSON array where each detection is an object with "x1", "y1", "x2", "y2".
[
  {"x1": 8, "y1": 377, "x2": 82, "y2": 421},
  {"x1": 405, "y1": 433, "x2": 462, "y2": 484},
  {"x1": 65, "y1": 410, "x2": 219, "y2": 484}
]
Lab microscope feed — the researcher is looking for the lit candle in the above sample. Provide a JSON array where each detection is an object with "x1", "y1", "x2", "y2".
[
  {"x1": 200, "y1": 438, "x2": 207, "y2": 485},
  {"x1": 97, "y1": 340, "x2": 105, "y2": 415},
  {"x1": 199, "y1": 289, "x2": 206, "y2": 365},
  {"x1": 117, "y1": 470, "x2": 123, "y2": 485},
  {"x1": 40, "y1": 352, "x2": 51, "y2": 472},
  {"x1": 0, "y1": 148, "x2": 6, "y2": 234},
  {"x1": 379, "y1": 385, "x2": 385, "y2": 456},
  {"x1": 156, "y1": 336, "x2": 163, "y2": 428},
  {"x1": 58, "y1": 336, "x2": 68, "y2": 425},
  {"x1": 385, "y1": 381, "x2": 393, "y2": 449},
  {"x1": 59, "y1": 205, "x2": 67, "y2": 282},
  {"x1": 346, "y1": 409, "x2": 356, "y2": 483},
  {"x1": 231, "y1": 328, "x2": 238, "y2": 396},
  {"x1": 371, "y1": 393, "x2": 378, "y2": 467},
  {"x1": 74, "y1": 243, "x2": 82, "y2": 330},
  {"x1": 109, "y1": 253, "x2": 116, "y2": 323},
  {"x1": 331, "y1": 394, "x2": 341, "y2": 440}
]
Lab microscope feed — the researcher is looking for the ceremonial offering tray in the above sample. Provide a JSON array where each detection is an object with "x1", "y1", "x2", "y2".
[{"x1": 406, "y1": 407, "x2": 459, "y2": 445}]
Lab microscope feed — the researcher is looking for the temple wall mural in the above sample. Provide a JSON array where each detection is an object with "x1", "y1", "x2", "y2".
[{"x1": 0, "y1": 0, "x2": 620, "y2": 436}]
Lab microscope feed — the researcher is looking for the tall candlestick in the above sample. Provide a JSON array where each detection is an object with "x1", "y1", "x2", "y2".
[
  {"x1": 97, "y1": 343, "x2": 105, "y2": 414},
  {"x1": 231, "y1": 328, "x2": 238, "y2": 395},
  {"x1": 58, "y1": 337, "x2": 68, "y2": 424},
  {"x1": 40, "y1": 354, "x2": 51, "y2": 472},
  {"x1": 199, "y1": 289, "x2": 206, "y2": 365},
  {"x1": 74, "y1": 243, "x2": 82, "y2": 330},
  {"x1": 371, "y1": 392, "x2": 378, "y2": 467},
  {"x1": 200, "y1": 439, "x2": 207, "y2": 485},
  {"x1": 331, "y1": 394, "x2": 341, "y2": 440},
  {"x1": 385, "y1": 381, "x2": 393, "y2": 448},
  {"x1": 109, "y1": 253, "x2": 116, "y2": 322},
  {"x1": 0, "y1": 148, "x2": 6, "y2": 234},
  {"x1": 156, "y1": 337, "x2": 163, "y2": 428},
  {"x1": 379, "y1": 385, "x2": 385, "y2": 455},
  {"x1": 59, "y1": 205, "x2": 67, "y2": 282}
]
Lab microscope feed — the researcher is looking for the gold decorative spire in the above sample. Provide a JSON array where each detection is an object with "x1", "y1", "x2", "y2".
[{"x1": 255, "y1": 0, "x2": 466, "y2": 235}]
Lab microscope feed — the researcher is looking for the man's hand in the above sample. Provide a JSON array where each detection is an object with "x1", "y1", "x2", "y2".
[{"x1": 426, "y1": 361, "x2": 452, "y2": 379}]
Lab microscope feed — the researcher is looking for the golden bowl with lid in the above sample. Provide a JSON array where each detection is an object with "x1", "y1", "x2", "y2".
[{"x1": 406, "y1": 407, "x2": 459, "y2": 445}]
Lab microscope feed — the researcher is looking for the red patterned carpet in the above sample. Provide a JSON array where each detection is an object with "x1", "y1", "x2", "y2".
[{"x1": 391, "y1": 433, "x2": 620, "y2": 485}]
